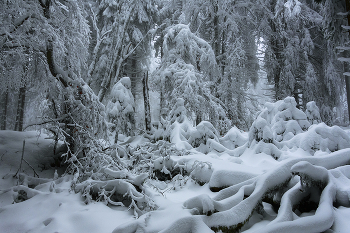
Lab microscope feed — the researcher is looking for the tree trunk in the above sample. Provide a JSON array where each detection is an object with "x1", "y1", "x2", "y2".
[
  {"x1": 345, "y1": 70, "x2": 350, "y2": 123},
  {"x1": 143, "y1": 72, "x2": 151, "y2": 132},
  {"x1": 269, "y1": 21, "x2": 283, "y2": 100},
  {"x1": 160, "y1": 88, "x2": 166, "y2": 120},
  {"x1": 14, "y1": 85, "x2": 26, "y2": 131},
  {"x1": 196, "y1": 112, "x2": 202, "y2": 126},
  {"x1": 0, "y1": 88, "x2": 8, "y2": 130},
  {"x1": 345, "y1": 0, "x2": 350, "y2": 123},
  {"x1": 212, "y1": 0, "x2": 220, "y2": 59}
]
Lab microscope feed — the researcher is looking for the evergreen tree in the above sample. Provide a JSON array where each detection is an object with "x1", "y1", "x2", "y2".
[{"x1": 152, "y1": 24, "x2": 226, "y2": 128}]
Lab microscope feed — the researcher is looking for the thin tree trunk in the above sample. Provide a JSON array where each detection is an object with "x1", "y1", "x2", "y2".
[
  {"x1": 143, "y1": 72, "x2": 151, "y2": 131},
  {"x1": 344, "y1": 65, "x2": 350, "y2": 122},
  {"x1": 345, "y1": 0, "x2": 350, "y2": 122},
  {"x1": 0, "y1": 88, "x2": 8, "y2": 130},
  {"x1": 196, "y1": 112, "x2": 202, "y2": 126},
  {"x1": 270, "y1": 22, "x2": 283, "y2": 100},
  {"x1": 221, "y1": 29, "x2": 226, "y2": 76},
  {"x1": 14, "y1": 84, "x2": 26, "y2": 131}
]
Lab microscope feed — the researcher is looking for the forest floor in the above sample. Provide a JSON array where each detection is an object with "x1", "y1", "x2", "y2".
[{"x1": 1, "y1": 129, "x2": 350, "y2": 233}]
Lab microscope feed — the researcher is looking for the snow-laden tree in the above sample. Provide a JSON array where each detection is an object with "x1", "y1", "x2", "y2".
[
  {"x1": 152, "y1": 24, "x2": 227, "y2": 129},
  {"x1": 87, "y1": 0, "x2": 158, "y2": 104},
  {"x1": 0, "y1": 0, "x2": 112, "y2": 172},
  {"x1": 163, "y1": 0, "x2": 260, "y2": 129},
  {"x1": 0, "y1": 0, "x2": 47, "y2": 130},
  {"x1": 317, "y1": 0, "x2": 350, "y2": 123},
  {"x1": 261, "y1": 0, "x2": 346, "y2": 124},
  {"x1": 262, "y1": 0, "x2": 320, "y2": 103},
  {"x1": 0, "y1": 0, "x2": 160, "y2": 217},
  {"x1": 106, "y1": 77, "x2": 135, "y2": 141}
]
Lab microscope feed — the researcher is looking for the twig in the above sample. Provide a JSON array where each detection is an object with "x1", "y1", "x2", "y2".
[
  {"x1": 23, "y1": 115, "x2": 68, "y2": 130},
  {"x1": 14, "y1": 140, "x2": 25, "y2": 177},
  {"x1": 22, "y1": 158, "x2": 39, "y2": 178},
  {"x1": 13, "y1": 140, "x2": 39, "y2": 178},
  {"x1": 0, "y1": 150, "x2": 7, "y2": 161}
]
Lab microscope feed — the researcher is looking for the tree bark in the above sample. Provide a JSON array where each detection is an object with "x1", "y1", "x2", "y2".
[
  {"x1": 345, "y1": 69, "x2": 350, "y2": 123},
  {"x1": 345, "y1": 0, "x2": 350, "y2": 122},
  {"x1": 212, "y1": 0, "x2": 220, "y2": 60},
  {"x1": 14, "y1": 84, "x2": 26, "y2": 131},
  {"x1": 0, "y1": 88, "x2": 8, "y2": 130},
  {"x1": 196, "y1": 112, "x2": 202, "y2": 126},
  {"x1": 143, "y1": 72, "x2": 151, "y2": 131},
  {"x1": 269, "y1": 20, "x2": 283, "y2": 100}
]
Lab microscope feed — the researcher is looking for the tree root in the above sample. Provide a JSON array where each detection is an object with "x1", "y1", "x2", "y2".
[{"x1": 180, "y1": 148, "x2": 350, "y2": 232}]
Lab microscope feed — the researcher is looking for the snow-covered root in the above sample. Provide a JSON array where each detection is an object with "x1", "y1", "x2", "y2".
[
  {"x1": 111, "y1": 214, "x2": 214, "y2": 233},
  {"x1": 0, "y1": 173, "x2": 73, "y2": 204},
  {"x1": 255, "y1": 173, "x2": 336, "y2": 233},
  {"x1": 180, "y1": 148, "x2": 350, "y2": 232},
  {"x1": 184, "y1": 178, "x2": 258, "y2": 216},
  {"x1": 252, "y1": 161, "x2": 335, "y2": 233},
  {"x1": 202, "y1": 161, "x2": 293, "y2": 232},
  {"x1": 330, "y1": 165, "x2": 350, "y2": 207},
  {"x1": 208, "y1": 170, "x2": 258, "y2": 192},
  {"x1": 75, "y1": 178, "x2": 156, "y2": 218},
  {"x1": 112, "y1": 220, "x2": 147, "y2": 233},
  {"x1": 160, "y1": 216, "x2": 214, "y2": 233}
]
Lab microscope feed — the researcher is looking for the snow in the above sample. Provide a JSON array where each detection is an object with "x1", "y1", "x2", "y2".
[{"x1": 1, "y1": 99, "x2": 350, "y2": 233}]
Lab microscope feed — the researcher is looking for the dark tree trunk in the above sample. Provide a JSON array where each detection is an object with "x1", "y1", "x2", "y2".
[
  {"x1": 345, "y1": 0, "x2": 350, "y2": 123},
  {"x1": 269, "y1": 21, "x2": 283, "y2": 100},
  {"x1": 14, "y1": 85, "x2": 26, "y2": 131},
  {"x1": 42, "y1": 0, "x2": 76, "y2": 153},
  {"x1": 160, "y1": 88, "x2": 166, "y2": 120},
  {"x1": 212, "y1": 0, "x2": 220, "y2": 59},
  {"x1": 345, "y1": 67, "x2": 350, "y2": 123},
  {"x1": 196, "y1": 112, "x2": 202, "y2": 126},
  {"x1": 0, "y1": 88, "x2": 8, "y2": 130},
  {"x1": 143, "y1": 72, "x2": 151, "y2": 131},
  {"x1": 221, "y1": 29, "x2": 226, "y2": 76}
]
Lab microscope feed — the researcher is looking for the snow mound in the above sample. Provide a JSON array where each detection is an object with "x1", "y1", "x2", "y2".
[
  {"x1": 168, "y1": 98, "x2": 194, "y2": 150},
  {"x1": 305, "y1": 101, "x2": 321, "y2": 124},
  {"x1": 258, "y1": 97, "x2": 310, "y2": 142},
  {"x1": 188, "y1": 121, "x2": 220, "y2": 153},
  {"x1": 220, "y1": 126, "x2": 248, "y2": 150},
  {"x1": 190, "y1": 161, "x2": 213, "y2": 185},
  {"x1": 160, "y1": 216, "x2": 214, "y2": 233},
  {"x1": 284, "y1": 123, "x2": 350, "y2": 154}
]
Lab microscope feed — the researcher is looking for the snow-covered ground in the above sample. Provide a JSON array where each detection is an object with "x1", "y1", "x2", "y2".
[
  {"x1": 1, "y1": 97, "x2": 350, "y2": 233},
  {"x1": 1, "y1": 128, "x2": 350, "y2": 233}
]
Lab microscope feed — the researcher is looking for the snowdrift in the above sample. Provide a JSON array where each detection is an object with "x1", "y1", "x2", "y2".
[{"x1": 1, "y1": 97, "x2": 350, "y2": 233}]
